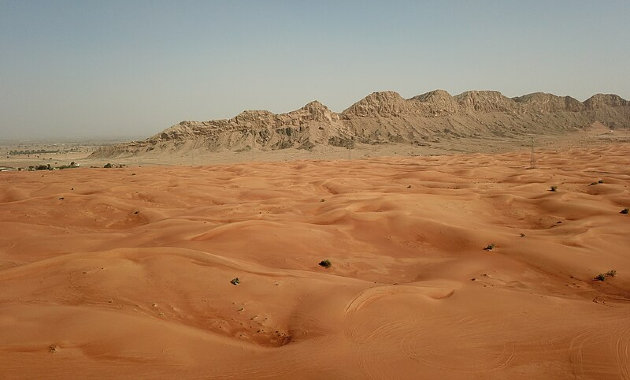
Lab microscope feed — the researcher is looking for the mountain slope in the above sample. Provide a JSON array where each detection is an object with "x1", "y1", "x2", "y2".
[{"x1": 91, "y1": 90, "x2": 630, "y2": 158}]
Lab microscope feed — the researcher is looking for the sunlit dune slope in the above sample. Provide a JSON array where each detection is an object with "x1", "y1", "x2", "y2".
[{"x1": 1, "y1": 144, "x2": 629, "y2": 379}]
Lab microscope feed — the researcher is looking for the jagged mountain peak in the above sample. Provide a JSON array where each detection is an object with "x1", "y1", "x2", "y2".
[
  {"x1": 342, "y1": 91, "x2": 409, "y2": 117},
  {"x1": 411, "y1": 89, "x2": 452, "y2": 101},
  {"x1": 513, "y1": 92, "x2": 584, "y2": 112},
  {"x1": 584, "y1": 93, "x2": 629, "y2": 109},
  {"x1": 90, "y1": 89, "x2": 630, "y2": 158}
]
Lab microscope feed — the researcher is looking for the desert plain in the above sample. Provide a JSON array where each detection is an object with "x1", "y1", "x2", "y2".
[{"x1": 1, "y1": 133, "x2": 629, "y2": 379}]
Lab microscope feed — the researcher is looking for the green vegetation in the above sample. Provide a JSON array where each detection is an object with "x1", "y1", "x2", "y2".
[
  {"x1": 104, "y1": 163, "x2": 113, "y2": 168},
  {"x1": 33, "y1": 164, "x2": 52, "y2": 171},
  {"x1": 318, "y1": 259, "x2": 332, "y2": 268},
  {"x1": 594, "y1": 270, "x2": 617, "y2": 281},
  {"x1": 9, "y1": 149, "x2": 60, "y2": 155},
  {"x1": 230, "y1": 277, "x2": 240, "y2": 285},
  {"x1": 57, "y1": 161, "x2": 79, "y2": 169},
  {"x1": 26, "y1": 162, "x2": 79, "y2": 171}
]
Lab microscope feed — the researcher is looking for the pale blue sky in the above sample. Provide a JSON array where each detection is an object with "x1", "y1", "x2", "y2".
[{"x1": 1, "y1": 0, "x2": 629, "y2": 139}]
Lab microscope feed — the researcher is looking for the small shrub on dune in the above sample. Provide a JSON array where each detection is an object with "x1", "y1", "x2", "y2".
[
  {"x1": 594, "y1": 270, "x2": 616, "y2": 281},
  {"x1": 549, "y1": 186, "x2": 557, "y2": 192},
  {"x1": 104, "y1": 163, "x2": 113, "y2": 168},
  {"x1": 57, "y1": 161, "x2": 79, "y2": 170},
  {"x1": 319, "y1": 259, "x2": 332, "y2": 268},
  {"x1": 620, "y1": 208, "x2": 629, "y2": 215},
  {"x1": 35, "y1": 164, "x2": 52, "y2": 171},
  {"x1": 230, "y1": 277, "x2": 240, "y2": 285},
  {"x1": 483, "y1": 243, "x2": 496, "y2": 251}
]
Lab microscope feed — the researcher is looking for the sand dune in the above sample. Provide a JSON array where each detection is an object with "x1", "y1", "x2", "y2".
[{"x1": 1, "y1": 144, "x2": 629, "y2": 378}]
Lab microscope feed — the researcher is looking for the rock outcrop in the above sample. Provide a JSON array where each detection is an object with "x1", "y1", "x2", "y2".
[
  {"x1": 91, "y1": 89, "x2": 630, "y2": 158},
  {"x1": 513, "y1": 92, "x2": 584, "y2": 112}
]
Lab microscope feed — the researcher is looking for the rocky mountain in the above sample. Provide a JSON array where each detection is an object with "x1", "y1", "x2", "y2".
[{"x1": 91, "y1": 90, "x2": 630, "y2": 158}]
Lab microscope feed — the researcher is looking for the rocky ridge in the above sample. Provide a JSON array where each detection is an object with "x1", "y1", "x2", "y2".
[{"x1": 91, "y1": 90, "x2": 630, "y2": 158}]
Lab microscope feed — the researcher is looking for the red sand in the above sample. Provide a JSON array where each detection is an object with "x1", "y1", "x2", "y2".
[{"x1": 1, "y1": 144, "x2": 629, "y2": 379}]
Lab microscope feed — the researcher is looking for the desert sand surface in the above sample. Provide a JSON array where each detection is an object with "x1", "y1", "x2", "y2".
[{"x1": 1, "y1": 142, "x2": 630, "y2": 379}]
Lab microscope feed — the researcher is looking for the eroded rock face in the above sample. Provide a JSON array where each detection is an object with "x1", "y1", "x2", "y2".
[
  {"x1": 342, "y1": 91, "x2": 410, "y2": 117},
  {"x1": 584, "y1": 94, "x2": 630, "y2": 109},
  {"x1": 513, "y1": 93, "x2": 585, "y2": 112},
  {"x1": 90, "y1": 89, "x2": 630, "y2": 158},
  {"x1": 299, "y1": 101, "x2": 338, "y2": 122},
  {"x1": 410, "y1": 90, "x2": 460, "y2": 115},
  {"x1": 454, "y1": 91, "x2": 517, "y2": 113}
]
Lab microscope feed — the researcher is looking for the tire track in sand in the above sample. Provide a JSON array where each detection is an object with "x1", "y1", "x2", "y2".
[{"x1": 343, "y1": 285, "x2": 515, "y2": 375}]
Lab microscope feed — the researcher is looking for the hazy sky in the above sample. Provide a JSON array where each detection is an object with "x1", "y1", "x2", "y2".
[{"x1": 1, "y1": 1, "x2": 629, "y2": 140}]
